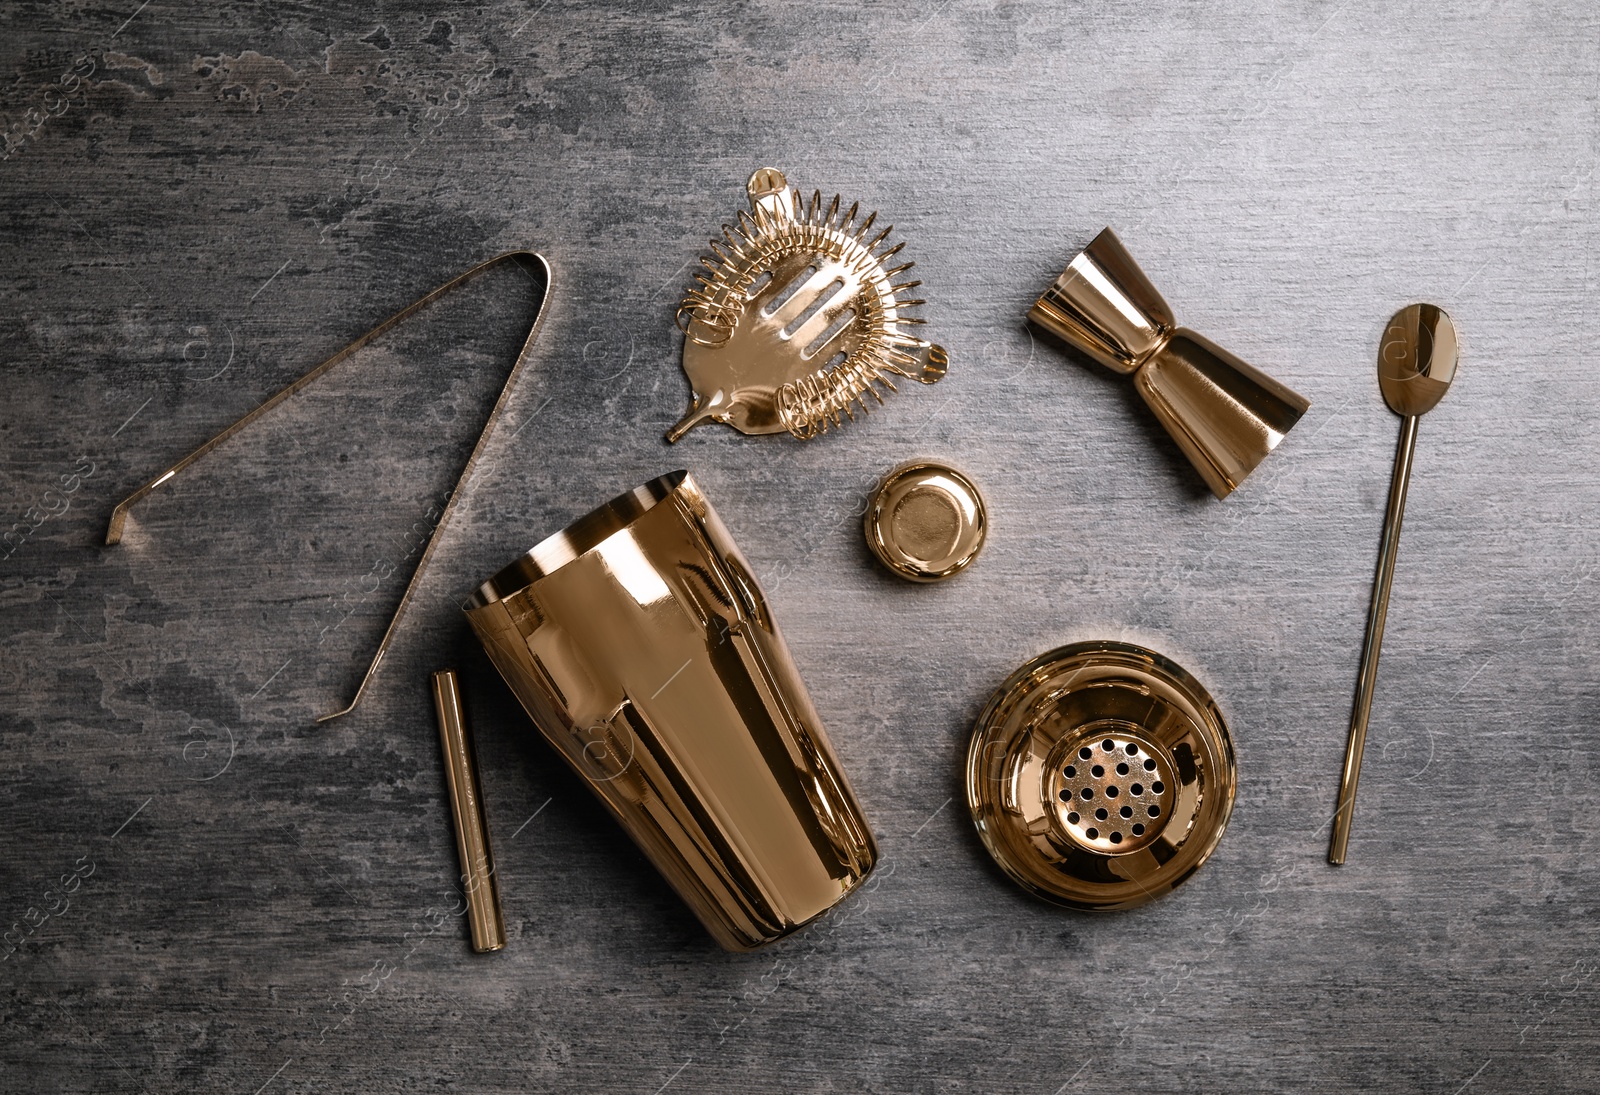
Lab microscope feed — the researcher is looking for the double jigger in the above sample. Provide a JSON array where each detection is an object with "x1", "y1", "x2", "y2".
[{"x1": 1030, "y1": 228, "x2": 1311, "y2": 498}]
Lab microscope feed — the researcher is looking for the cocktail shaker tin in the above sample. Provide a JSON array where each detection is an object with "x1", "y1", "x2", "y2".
[{"x1": 465, "y1": 471, "x2": 877, "y2": 950}]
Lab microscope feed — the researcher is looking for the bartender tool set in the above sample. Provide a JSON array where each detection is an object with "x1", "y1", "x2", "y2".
[{"x1": 104, "y1": 165, "x2": 1459, "y2": 952}]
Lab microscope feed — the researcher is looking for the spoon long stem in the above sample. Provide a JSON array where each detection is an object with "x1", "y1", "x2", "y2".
[{"x1": 1329, "y1": 413, "x2": 1419, "y2": 865}]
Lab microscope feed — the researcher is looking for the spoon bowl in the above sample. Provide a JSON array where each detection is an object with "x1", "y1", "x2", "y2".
[{"x1": 1378, "y1": 303, "x2": 1458, "y2": 417}]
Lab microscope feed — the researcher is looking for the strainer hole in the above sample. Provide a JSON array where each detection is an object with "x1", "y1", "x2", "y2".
[
  {"x1": 1105, "y1": 786, "x2": 1119, "y2": 799},
  {"x1": 1116, "y1": 762, "x2": 1129, "y2": 775},
  {"x1": 1085, "y1": 827, "x2": 1098, "y2": 839},
  {"x1": 1091, "y1": 764, "x2": 1104, "y2": 777},
  {"x1": 1059, "y1": 789, "x2": 1073, "y2": 802},
  {"x1": 1130, "y1": 783, "x2": 1144, "y2": 796},
  {"x1": 1094, "y1": 807, "x2": 1108, "y2": 821},
  {"x1": 1151, "y1": 781, "x2": 1165, "y2": 794},
  {"x1": 1143, "y1": 758, "x2": 1157, "y2": 771},
  {"x1": 1101, "y1": 739, "x2": 1115, "y2": 752},
  {"x1": 1125, "y1": 743, "x2": 1138, "y2": 756},
  {"x1": 1064, "y1": 765, "x2": 1077, "y2": 778},
  {"x1": 1132, "y1": 823, "x2": 1145, "y2": 836},
  {"x1": 1120, "y1": 805, "x2": 1133, "y2": 819},
  {"x1": 1067, "y1": 812, "x2": 1079, "y2": 824},
  {"x1": 1080, "y1": 788, "x2": 1094, "y2": 800},
  {"x1": 1079, "y1": 747, "x2": 1093, "y2": 760},
  {"x1": 1148, "y1": 805, "x2": 1161, "y2": 817},
  {"x1": 1110, "y1": 831, "x2": 1123, "y2": 844}
]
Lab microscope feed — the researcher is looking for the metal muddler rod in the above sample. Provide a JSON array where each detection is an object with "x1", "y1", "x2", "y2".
[
  {"x1": 431, "y1": 669, "x2": 506, "y2": 952},
  {"x1": 1328, "y1": 416, "x2": 1416, "y2": 864}
]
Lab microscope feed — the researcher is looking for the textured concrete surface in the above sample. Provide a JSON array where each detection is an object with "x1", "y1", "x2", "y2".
[{"x1": 2, "y1": 2, "x2": 1598, "y2": 1092}]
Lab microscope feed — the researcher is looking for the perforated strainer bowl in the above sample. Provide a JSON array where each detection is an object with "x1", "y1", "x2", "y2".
[{"x1": 965, "y1": 641, "x2": 1236, "y2": 911}]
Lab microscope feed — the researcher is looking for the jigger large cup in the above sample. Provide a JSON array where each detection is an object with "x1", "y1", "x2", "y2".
[{"x1": 464, "y1": 471, "x2": 877, "y2": 951}]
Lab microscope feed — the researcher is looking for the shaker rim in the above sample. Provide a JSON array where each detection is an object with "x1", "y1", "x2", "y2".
[{"x1": 469, "y1": 469, "x2": 692, "y2": 608}]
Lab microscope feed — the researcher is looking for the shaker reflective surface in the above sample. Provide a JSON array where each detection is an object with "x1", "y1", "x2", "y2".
[{"x1": 465, "y1": 471, "x2": 877, "y2": 950}]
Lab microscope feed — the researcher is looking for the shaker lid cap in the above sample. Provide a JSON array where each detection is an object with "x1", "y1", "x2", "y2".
[{"x1": 864, "y1": 460, "x2": 987, "y2": 583}]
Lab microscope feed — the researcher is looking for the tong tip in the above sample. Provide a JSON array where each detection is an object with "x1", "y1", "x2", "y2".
[{"x1": 105, "y1": 504, "x2": 129, "y2": 546}]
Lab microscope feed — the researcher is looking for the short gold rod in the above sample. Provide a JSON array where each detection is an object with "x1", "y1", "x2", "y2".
[
  {"x1": 431, "y1": 669, "x2": 506, "y2": 952},
  {"x1": 1329, "y1": 414, "x2": 1418, "y2": 865}
]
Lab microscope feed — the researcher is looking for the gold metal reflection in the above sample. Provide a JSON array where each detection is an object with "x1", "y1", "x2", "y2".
[
  {"x1": 465, "y1": 471, "x2": 878, "y2": 951},
  {"x1": 864, "y1": 460, "x2": 987, "y2": 583},
  {"x1": 431, "y1": 669, "x2": 507, "y2": 953},
  {"x1": 1328, "y1": 303, "x2": 1460, "y2": 865},
  {"x1": 966, "y1": 641, "x2": 1236, "y2": 910},
  {"x1": 1028, "y1": 228, "x2": 1310, "y2": 498},
  {"x1": 668, "y1": 168, "x2": 947, "y2": 442}
]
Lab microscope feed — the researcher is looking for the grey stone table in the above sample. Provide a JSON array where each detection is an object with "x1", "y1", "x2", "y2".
[{"x1": 3, "y1": 2, "x2": 1596, "y2": 1092}]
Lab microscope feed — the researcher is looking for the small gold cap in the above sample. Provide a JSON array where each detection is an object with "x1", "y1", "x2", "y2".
[{"x1": 864, "y1": 460, "x2": 987, "y2": 583}]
